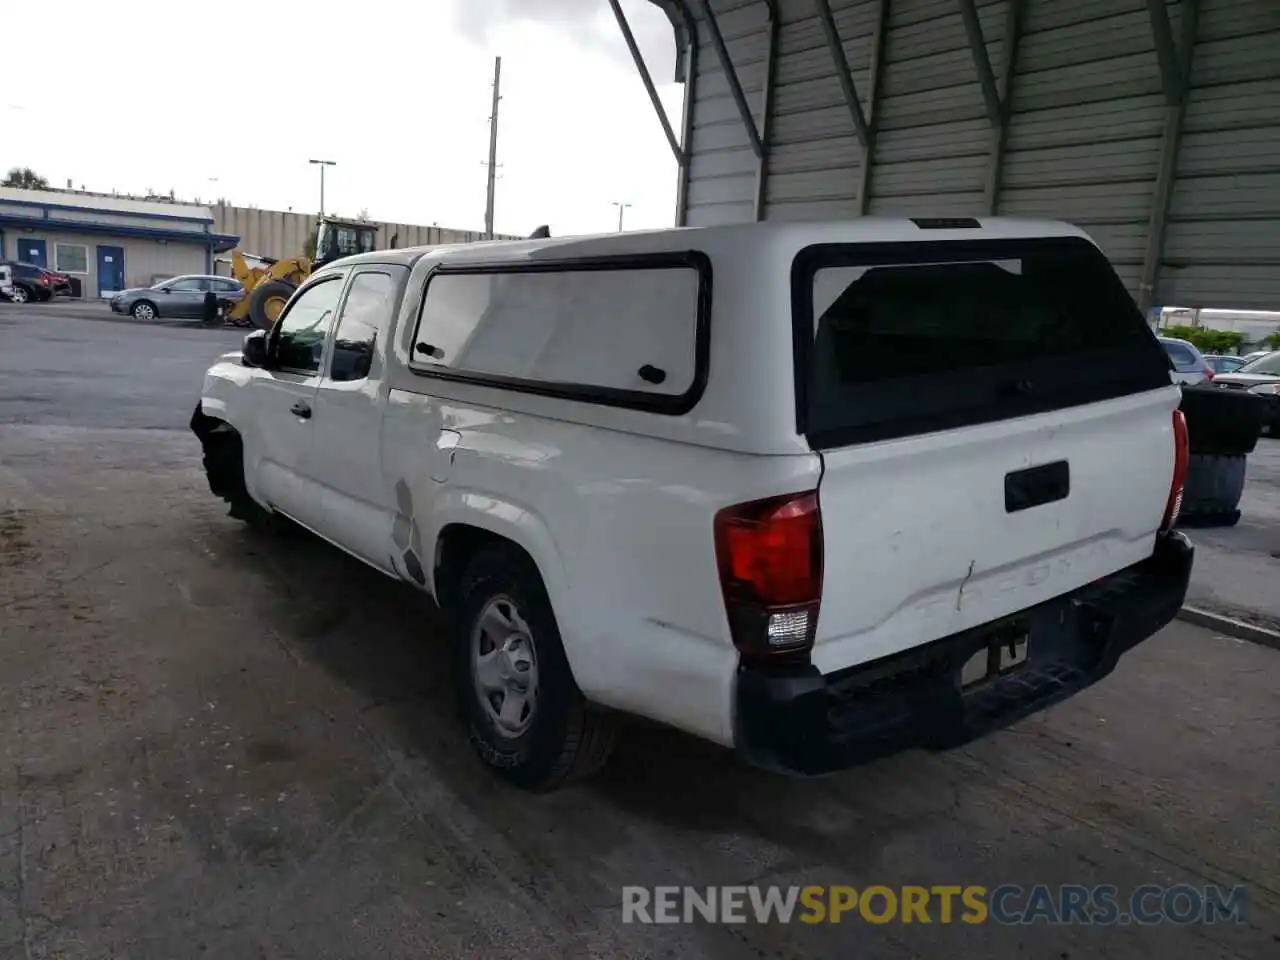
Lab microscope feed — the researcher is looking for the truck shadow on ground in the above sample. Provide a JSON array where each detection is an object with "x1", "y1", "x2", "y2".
[{"x1": 201, "y1": 515, "x2": 951, "y2": 866}]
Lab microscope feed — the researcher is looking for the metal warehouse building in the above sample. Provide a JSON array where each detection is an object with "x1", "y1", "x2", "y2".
[
  {"x1": 627, "y1": 0, "x2": 1280, "y2": 310},
  {"x1": 0, "y1": 187, "x2": 238, "y2": 298}
]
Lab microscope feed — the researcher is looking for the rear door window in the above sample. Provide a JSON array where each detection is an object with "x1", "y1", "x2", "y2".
[
  {"x1": 328, "y1": 269, "x2": 401, "y2": 382},
  {"x1": 792, "y1": 237, "x2": 1172, "y2": 447}
]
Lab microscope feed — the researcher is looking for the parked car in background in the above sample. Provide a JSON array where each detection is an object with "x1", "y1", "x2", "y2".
[
  {"x1": 0, "y1": 260, "x2": 56, "y2": 303},
  {"x1": 1204, "y1": 354, "x2": 1247, "y2": 375},
  {"x1": 1212, "y1": 350, "x2": 1280, "y2": 434},
  {"x1": 1158, "y1": 336, "x2": 1214, "y2": 384},
  {"x1": 0, "y1": 263, "x2": 14, "y2": 301},
  {"x1": 41, "y1": 268, "x2": 73, "y2": 297},
  {"x1": 109, "y1": 275, "x2": 245, "y2": 320},
  {"x1": 1241, "y1": 350, "x2": 1271, "y2": 365}
]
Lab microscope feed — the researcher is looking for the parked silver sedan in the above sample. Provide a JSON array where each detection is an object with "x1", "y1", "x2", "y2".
[{"x1": 109, "y1": 275, "x2": 244, "y2": 321}]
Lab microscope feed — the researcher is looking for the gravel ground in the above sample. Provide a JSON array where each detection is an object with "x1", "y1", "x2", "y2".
[{"x1": 1, "y1": 308, "x2": 1278, "y2": 959}]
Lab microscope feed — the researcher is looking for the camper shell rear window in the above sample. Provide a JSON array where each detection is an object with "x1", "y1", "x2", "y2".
[{"x1": 790, "y1": 236, "x2": 1173, "y2": 448}]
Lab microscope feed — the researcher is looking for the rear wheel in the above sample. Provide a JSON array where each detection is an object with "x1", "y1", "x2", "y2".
[
  {"x1": 248, "y1": 280, "x2": 295, "y2": 330},
  {"x1": 453, "y1": 546, "x2": 617, "y2": 789}
]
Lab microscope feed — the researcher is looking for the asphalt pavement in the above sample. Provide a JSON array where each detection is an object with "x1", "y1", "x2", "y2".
[
  {"x1": 1183, "y1": 440, "x2": 1280, "y2": 630},
  {"x1": 0, "y1": 306, "x2": 1277, "y2": 959},
  {"x1": 0, "y1": 303, "x2": 244, "y2": 430}
]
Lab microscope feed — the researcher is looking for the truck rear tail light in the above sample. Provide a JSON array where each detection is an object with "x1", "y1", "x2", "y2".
[
  {"x1": 714, "y1": 491, "x2": 822, "y2": 663},
  {"x1": 1161, "y1": 409, "x2": 1189, "y2": 532}
]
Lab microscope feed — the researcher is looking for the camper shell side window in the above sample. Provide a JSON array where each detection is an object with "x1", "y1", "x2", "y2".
[{"x1": 407, "y1": 252, "x2": 712, "y2": 415}]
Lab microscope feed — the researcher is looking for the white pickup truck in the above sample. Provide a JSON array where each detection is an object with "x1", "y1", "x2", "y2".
[{"x1": 192, "y1": 219, "x2": 1193, "y2": 790}]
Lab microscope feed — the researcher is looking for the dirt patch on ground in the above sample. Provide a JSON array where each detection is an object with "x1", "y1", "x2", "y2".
[{"x1": 0, "y1": 508, "x2": 33, "y2": 562}]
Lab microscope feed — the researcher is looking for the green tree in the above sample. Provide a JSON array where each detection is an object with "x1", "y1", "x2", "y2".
[
  {"x1": 1264, "y1": 331, "x2": 1280, "y2": 351},
  {"x1": 2, "y1": 167, "x2": 49, "y2": 189},
  {"x1": 303, "y1": 227, "x2": 318, "y2": 261},
  {"x1": 1161, "y1": 324, "x2": 1247, "y2": 355}
]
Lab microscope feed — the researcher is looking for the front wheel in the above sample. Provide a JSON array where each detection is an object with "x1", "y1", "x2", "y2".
[
  {"x1": 9, "y1": 286, "x2": 29, "y2": 304},
  {"x1": 191, "y1": 407, "x2": 277, "y2": 530},
  {"x1": 453, "y1": 546, "x2": 617, "y2": 789},
  {"x1": 131, "y1": 300, "x2": 157, "y2": 321}
]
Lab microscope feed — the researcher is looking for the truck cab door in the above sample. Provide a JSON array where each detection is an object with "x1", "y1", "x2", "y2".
[
  {"x1": 309, "y1": 265, "x2": 408, "y2": 571},
  {"x1": 249, "y1": 272, "x2": 347, "y2": 530}
]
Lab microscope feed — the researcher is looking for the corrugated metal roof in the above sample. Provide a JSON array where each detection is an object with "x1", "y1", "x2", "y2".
[{"x1": 0, "y1": 187, "x2": 213, "y2": 221}]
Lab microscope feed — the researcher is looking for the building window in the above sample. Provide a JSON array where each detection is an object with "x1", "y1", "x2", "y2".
[{"x1": 55, "y1": 243, "x2": 89, "y2": 274}]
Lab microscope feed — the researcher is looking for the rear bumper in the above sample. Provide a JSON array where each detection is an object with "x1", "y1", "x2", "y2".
[{"x1": 734, "y1": 531, "x2": 1194, "y2": 776}]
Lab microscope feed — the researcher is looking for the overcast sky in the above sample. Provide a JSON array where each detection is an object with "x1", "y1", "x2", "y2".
[{"x1": 4, "y1": 0, "x2": 682, "y2": 237}]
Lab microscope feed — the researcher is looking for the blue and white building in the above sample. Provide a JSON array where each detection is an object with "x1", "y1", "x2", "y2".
[{"x1": 0, "y1": 187, "x2": 239, "y2": 298}]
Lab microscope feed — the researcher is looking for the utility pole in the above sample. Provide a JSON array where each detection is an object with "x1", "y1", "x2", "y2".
[
  {"x1": 309, "y1": 159, "x2": 336, "y2": 217},
  {"x1": 612, "y1": 201, "x2": 632, "y2": 232},
  {"x1": 484, "y1": 56, "x2": 502, "y2": 238}
]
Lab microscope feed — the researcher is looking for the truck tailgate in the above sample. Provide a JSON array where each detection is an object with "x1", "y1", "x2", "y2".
[
  {"x1": 790, "y1": 234, "x2": 1179, "y2": 675},
  {"x1": 812, "y1": 387, "x2": 1178, "y2": 673}
]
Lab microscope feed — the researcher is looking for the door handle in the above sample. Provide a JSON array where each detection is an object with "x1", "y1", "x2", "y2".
[{"x1": 290, "y1": 401, "x2": 312, "y2": 419}]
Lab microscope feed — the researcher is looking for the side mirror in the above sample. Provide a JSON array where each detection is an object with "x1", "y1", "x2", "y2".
[{"x1": 242, "y1": 329, "x2": 269, "y2": 368}]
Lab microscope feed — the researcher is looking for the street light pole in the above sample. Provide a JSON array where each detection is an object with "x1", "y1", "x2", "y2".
[
  {"x1": 308, "y1": 159, "x2": 336, "y2": 216},
  {"x1": 612, "y1": 201, "x2": 632, "y2": 232}
]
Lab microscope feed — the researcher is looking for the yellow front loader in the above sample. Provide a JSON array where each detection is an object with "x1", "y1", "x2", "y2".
[
  {"x1": 224, "y1": 217, "x2": 380, "y2": 328},
  {"x1": 224, "y1": 250, "x2": 312, "y2": 329},
  {"x1": 222, "y1": 252, "x2": 312, "y2": 330}
]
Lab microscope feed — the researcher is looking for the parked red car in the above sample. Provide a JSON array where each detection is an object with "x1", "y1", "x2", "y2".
[{"x1": 40, "y1": 267, "x2": 72, "y2": 296}]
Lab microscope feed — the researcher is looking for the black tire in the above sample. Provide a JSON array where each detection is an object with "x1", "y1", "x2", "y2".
[
  {"x1": 453, "y1": 546, "x2": 617, "y2": 789},
  {"x1": 131, "y1": 299, "x2": 158, "y2": 321},
  {"x1": 248, "y1": 280, "x2": 295, "y2": 331},
  {"x1": 189, "y1": 406, "x2": 276, "y2": 529},
  {"x1": 1178, "y1": 452, "x2": 1247, "y2": 527},
  {"x1": 7, "y1": 285, "x2": 29, "y2": 304}
]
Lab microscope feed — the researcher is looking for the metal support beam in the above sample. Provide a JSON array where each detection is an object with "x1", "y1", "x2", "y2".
[
  {"x1": 958, "y1": 0, "x2": 1004, "y2": 129},
  {"x1": 674, "y1": 2, "x2": 698, "y2": 226},
  {"x1": 1146, "y1": 0, "x2": 1184, "y2": 105},
  {"x1": 1139, "y1": 0, "x2": 1199, "y2": 313},
  {"x1": 856, "y1": 0, "x2": 890, "y2": 214},
  {"x1": 670, "y1": 0, "x2": 701, "y2": 227},
  {"x1": 700, "y1": 0, "x2": 766, "y2": 159},
  {"x1": 610, "y1": 0, "x2": 685, "y2": 165},
  {"x1": 753, "y1": 1, "x2": 778, "y2": 220},
  {"x1": 983, "y1": 0, "x2": 1023, "y2": 213},
  {"x1": 814, "y1": 0, "x2": 870, "y2": 149}
]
